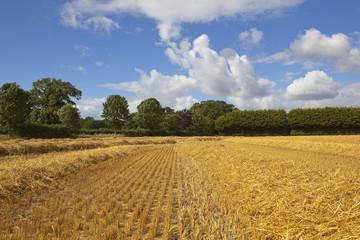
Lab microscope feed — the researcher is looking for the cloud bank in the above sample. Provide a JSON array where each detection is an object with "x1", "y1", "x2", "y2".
[
  {"x1": 257, "y1": 28, "x2": 360, "y2": 73},
  {"x1": 61, "y1": 0, "x2": 305, "y2": 40}
]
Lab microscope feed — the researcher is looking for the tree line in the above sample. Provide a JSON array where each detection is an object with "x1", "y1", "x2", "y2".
[{"x1": 1, "y1": 78, "x2": 360, "y2": 138}]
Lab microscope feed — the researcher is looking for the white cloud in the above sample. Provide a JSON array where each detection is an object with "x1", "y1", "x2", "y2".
[
  {"x1": 174, "y1": 96, "x2": 199, "y2": 110},
  {"x1": 104, "y1": 34, "x2": 278, "y2": 110},
  {"x1": 166, "y1": 34, "x2": 276, "y2": 101},
  {"x1": 76, "y1": 97, "x2": 106, "y2": 119},
  {"x1": 334, "y1": 48, "x2": 360, "y2": 73},
  {"x1": 255, "y1": 50, "x2": 297, "y2": 65},
  {"x1": 61, "y1": 0, "x2": 305, "y2": 40},
  {"x1": 238, "y1": 27, "x2": 264, "y2": 49},
  {"x1": 294, "y1": 82, "x2": 360, "y2": 109},
  {"x1": 103, "y1": 68, "x2": 197, "y2": 110},
  {"x1": 257, "y1": 28, "x2": 360, "y2": 73},
  {"x1": 76, "y1": 65, "x2": 87, "y2": 74},
  {"x1": 290, "y1": 28, "x2": 350, "y2": 59},
  {"x1": 61, "y1": 3, "x2": 120, "y2": 34},
  {"x1": 285, "y1": 70, "x2": 340, "y2": 101}
]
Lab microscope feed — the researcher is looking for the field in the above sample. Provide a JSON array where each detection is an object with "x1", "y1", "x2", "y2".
[{"x1": 1, "y1": 136, "x2": 360, "y2": 239}]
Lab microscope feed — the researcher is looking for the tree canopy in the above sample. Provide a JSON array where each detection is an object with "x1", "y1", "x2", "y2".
[
  {"x1": 101, "y1": 95, "x2": 130, "y2": 132},
  {"x1": 58, "y1": 104, "x2": 81, "y2": 129},
  {"x1": 134, "y1": 98, "x2": 164, "y2": 130},
  {"x1": 30, "y1": 78, "x2": 82, "y2": 124},
  {"x1": 190, "y1": 100, "x2": 235, "y2": 120},
  {"x1": 0, "y1": 83, "x2": 31, "y2": 135}
]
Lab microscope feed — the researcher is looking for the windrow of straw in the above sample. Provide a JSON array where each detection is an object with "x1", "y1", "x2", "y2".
[
  {"x1": 0, "y1": 144, "x2": 146, "y2": 200},
  {"x1": 0, "y1": 137, "x2": 176, "y2": 157}
]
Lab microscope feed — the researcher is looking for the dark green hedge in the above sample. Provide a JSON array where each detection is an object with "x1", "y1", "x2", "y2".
[
  {"x1": 15, "y1": 123, "x2": 75, "y2": 138},
  {"x1": 288, "y1": 107, "x2": 360, "y2": 135},
  {"x1": 216, "y1": 109, "x2": 288, "y2": 136}
]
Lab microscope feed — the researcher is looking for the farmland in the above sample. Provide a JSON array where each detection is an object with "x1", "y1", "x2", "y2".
[{"x1": 1, "y1": 136, "x2": 360, "y2": 239}]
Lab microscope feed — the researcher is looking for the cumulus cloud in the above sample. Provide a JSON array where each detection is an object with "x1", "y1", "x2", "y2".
[
  {"x1": 166, "y1": 34, "x2": 275, "y2": 101},
  {"x1": 238, "y1": 27, "x2": 264, "y2": 49},
  {"x1": 104, "y1": 34, "x2": 278, "y2": 110},
  {"x1": 285, "y1": 70, "x2": 340, "y2": 101},
  {"x1": 290, "y1": 28, "x2": 350, "y2": 59},
  {"x1": 103, "y1": 68, "x2": 198, "y2": 110},
  {"x1": 76, "y1": 97, "x2": 106, "y2": 119},
  {"x1": 294, "y1": 82, "x2": 360, "y2": 109},
  {"x1": 257, "y1": 28, "x2": 360, "y2": 73},
  {"x1": 60, "y1": 0, "x2": 305, "y2": 40},
  {"x1": 334, "y1": 48, "x2": 360, "y2": 73}
]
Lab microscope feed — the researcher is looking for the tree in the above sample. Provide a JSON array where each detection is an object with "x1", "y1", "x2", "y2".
[
  {"x1": 176, "y1": 108, "x2": 192, "y2": 130},
  {"x1": 189, "y1": 100, "x2": 235, "y2": 135},
  {"x1": 82, "y1": 117, "x2": 109, "y2": 129},
  {"x1": 190, "y1": 100, "x2": 235, "y2": 120},
  {"x1": 30, "y1": 78, "x2": 82, "y2": 124},
  {"x1": 57, "y1": 104, "x2": 81, "y2": 129},
  {"x1": 134, "y1": 98, "x2": 164, "y2": 130},
  {"x1": 162, "y1": 114, "x2": 181, "y2": 134},
  {"x1": 0, "y1": 83, "x2": 31, "y2": 135},
  {"x1": 163, "y1": 106, "x2": 175, "y2": 116},
  {"x1": 123, "y1": 113, "x2": 138, "y2": 129},
  {"x1": 101, "y1": 95, "x2": 129, "y2": 133}
]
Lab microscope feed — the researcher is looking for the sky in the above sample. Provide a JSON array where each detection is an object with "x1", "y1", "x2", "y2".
[{"x1": 1, "y1": 0, "x2": 360, "y2": 119}]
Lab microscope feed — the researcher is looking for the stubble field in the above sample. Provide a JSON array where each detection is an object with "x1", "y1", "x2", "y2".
[{"x1": 1, "y1": 135, "x2": 359, "y2": 239}]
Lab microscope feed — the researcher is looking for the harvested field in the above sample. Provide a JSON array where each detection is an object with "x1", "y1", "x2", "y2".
[{"x1": 1, "y1": 136, "x2": 360, "y2": 239}]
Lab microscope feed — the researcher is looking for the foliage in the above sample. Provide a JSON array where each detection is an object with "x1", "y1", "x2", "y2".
[
  {"x1": 190, "y1": 100, "x2": 235, "y2": 120},
  {"x1": 163, "y1": 106, "x2": 175, "y2": 116},
  {"x1": 58, "y1": 104, "x2": 81, "y2": 129},
  {"x1": 190, "y1": 100, "x2": 235, "y2": 135},
  {"x1": 190, "y1": 113, "x2": 215, "y2": 135},
  {"x1": 216, "y1": 109, "x2": 288, "y2": 136},
  {"x1": 30, "y1": 78, "x2": 81, "y2": 124},
  {"x1": 101, "y1": 95, "x2": 130, "y2": 133},
  {"x1": 123, "y1": 113, "x2": 138, "y2": 130},
  {"x1": 162, "y1": 114, "x2": 181, "y2": 134},
  {"x1": 83, "y1": 119, "x2": 109, "y2": 129},
  {"x1": 288, "y1": 107, "x2": 360, "y2": 135},
  {"x1": 0, "y1": 82, "x2": 31, "y2": 135},
  {"x1": 134, "y1": 98, "x2": 164, "y2": 130},
  {"x1": 15, "y1": 123, "x2": 75, "y2": 138},
  {"x1": 176, "y1": 109, "x2": 192, "y2": 130}
]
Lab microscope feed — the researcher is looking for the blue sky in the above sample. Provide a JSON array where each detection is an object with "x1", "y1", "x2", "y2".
[{"x1": 1, "y1": 0, "x2": 360, "y2": 119}]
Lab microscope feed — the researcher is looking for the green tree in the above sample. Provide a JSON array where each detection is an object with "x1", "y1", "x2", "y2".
[
  {"x1": 30, "y1": 78, "x2": 82, "y2": 124},
  {"x1": 162, "y1": 113, "x2": 181, "y2": 134},
  {"x1": 134, "y1": 98, "x2": 164, "y2": 130},
  {"x1": 190, "y1": 100, "x2": 235, "y2": 135},
  {"x1": 0, "y1": 83, "x2": 31, "y2": 135},
  {"x1": 190, "y1": 100, "x2": 235, "y2": 120},
  {"x1": 163, "y1": 106, "x2": 175, "y2": 116},
  {"x1": 57, "y1": 104, "x2": 81, "y2": 129},
  {"x1": 123, "y1": 113, "x2": 138, "y2": 129},
  {"x1": 101, "y1": 95, "x2": 130, "y2": 133}
]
